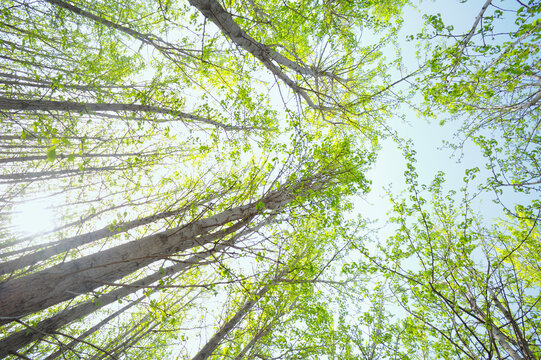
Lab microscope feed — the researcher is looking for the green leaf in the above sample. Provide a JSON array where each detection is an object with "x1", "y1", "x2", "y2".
[
  {"x1": 47, "y1": 147, "x2": 57, "y2": 162},
  {"x1": 255, "y1": 201, "x2": 266, "y2": 212}
]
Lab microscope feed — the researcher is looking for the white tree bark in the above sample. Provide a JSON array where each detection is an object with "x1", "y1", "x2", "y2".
[
  {"x1": 0, "y1": 206, "x2": 189, "y2": 275},
  {"x1": 0, "y1": 236, "x2": 233, "y2": 356},
  {"x1": 0, "y1": 186, "x2": 296, "y2": 323},
  {"x1": 187, "y1": 0, "x2": 331, "y2": 110},
  {"x1": 0, "y1": 98, "x2": 244, "y2": 131}
]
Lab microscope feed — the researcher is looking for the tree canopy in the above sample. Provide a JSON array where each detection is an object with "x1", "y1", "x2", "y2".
[{"x1": 0, "y1": 0, "x2": 539, "y2": 359}]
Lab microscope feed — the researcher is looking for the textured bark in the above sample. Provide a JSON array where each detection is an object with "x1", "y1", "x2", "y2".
[
  {"x1": 42, "y1": 0, "x2": 331, "y2": 110},
  {"x1": 188, "y1": 0, "x2": 306, "y2": 74},
  {"x1": 45, "y1": 0, "x2": 316, "y2": 77},
  {"x1": 0, "y1": 221, "x2": 240, "y2": 324},
  {"x1": 0, "y1": 97, "x2": 243, "y2": 131},
  {"x1": 0, "y1": 187, "x2": 294, "y2": 324},
  {"x1": 0, "y1": 242, "x2": 225, "y2": 356},
  {"x1": 187, "y1": 0, "x2": 329, "y2": 110},
  {"x1": 0, "y1": 206, "x2": 188, "y2": 276}
]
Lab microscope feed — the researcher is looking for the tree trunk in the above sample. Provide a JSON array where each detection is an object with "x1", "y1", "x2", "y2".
[
  {"x1": 43, "y1": 297, "x2": 143, "y2": 360},
  {"x1": 0, "y1": 219, "x2": 242, "y2": 324},
  {"x1": 233, "y1": 297, "x2": 295, "y2": 359},
  {"x1": 0, "y1": 151, "x2": 150, "y2": 165},
  {"x1": 191, "y1": 282, "x2": 272, "y2": 360},
  {"x1": 0, "y1": 238, "x2": 231, "y2": 356},
  {"x1": 0, "y1": 97, "x2": 241, "y2": 131},
  {"x1": 0, "y1": 185, "x2": 297, "y2": 324},
  {"x1": 187, "y1": 0, "x2": 328, "y2": 109},
  {"x1": 0, "y1": 166, "x2": 123, "y2": 182},
  {"x1": 0, "y1": 206, "x2": 190, "y2": 275}
]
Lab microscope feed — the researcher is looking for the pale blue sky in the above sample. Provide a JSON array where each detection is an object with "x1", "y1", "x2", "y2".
[{"x1": 358, "y1": 0, "x2": 524, "y2": 234}]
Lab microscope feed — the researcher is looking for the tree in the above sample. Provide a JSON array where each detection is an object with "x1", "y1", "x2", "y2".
[
  {"x1": 0, "y1": 0, "x2": 394, "y2": 358},
  {"x1": 3, "y1": 0, "x2": 538, "y2": 358},
  {"x1": 354, "y1": 150, "x2": 541, "y2": 359},
  {"x1": 416, "y1": 0, "x2": 541, "y2": 211}
]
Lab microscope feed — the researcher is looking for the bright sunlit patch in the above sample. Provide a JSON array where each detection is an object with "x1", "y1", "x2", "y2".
[{"x1": 11, "y1": 200, "x2": 56, "y2": 235}]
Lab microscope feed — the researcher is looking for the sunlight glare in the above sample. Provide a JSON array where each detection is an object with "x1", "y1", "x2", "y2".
[{"x1": 11, "y1": 200, "x2": 56, "y2": 235}]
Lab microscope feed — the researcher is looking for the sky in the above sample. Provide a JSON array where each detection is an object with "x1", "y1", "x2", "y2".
[
  {"x1": 359, "y1": 0, "x2": 519, "y2": 233},
  {"x1": 6, "y1": 0, "x2": 509, "y2": 238},
  {"x1": 2, "y1": 0, "x2": 538, "y2": 358}
]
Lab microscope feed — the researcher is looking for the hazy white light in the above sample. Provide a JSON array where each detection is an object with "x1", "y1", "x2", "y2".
[{"x1": 11, "y1": 200, "x2": 56, "y2": 235}]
